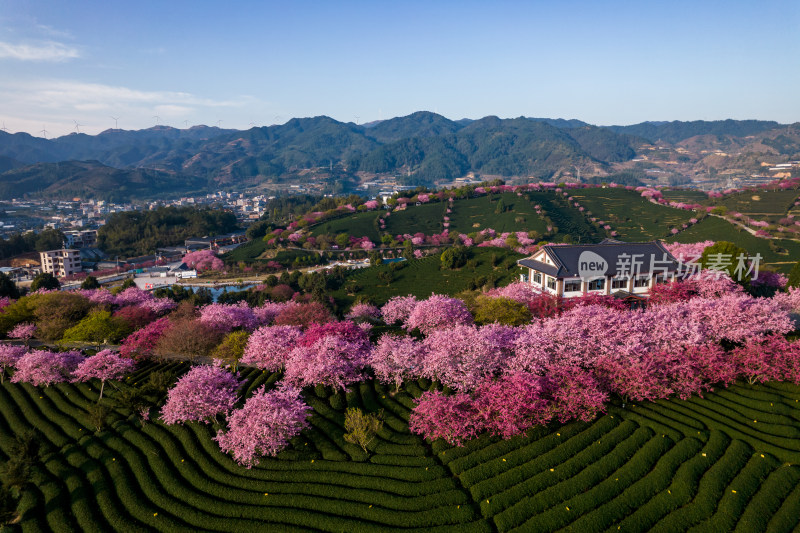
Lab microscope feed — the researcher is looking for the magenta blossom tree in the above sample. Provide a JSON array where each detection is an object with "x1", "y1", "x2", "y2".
[
  {"x1": 72, "y1": 349, "x2": 136, "y2": 399},
  {"x1": 160, "y1": 365, "x2": 241, "y2": 425},
  {"x1": 0, "y1": 345, "x2": 27, "y2": 383},
  {"x1": 544, "y1": 365, "x2": 607, "y2": 423},
  {"x1": 8, "y1": 322, "x2": 36, "y2": 345},
  {"x1": 215, "y1": 384, "x2": 312, "y2": 467},
  {"x1": 11, "y1": 350, "x2": 83, "y2": 387},
  {"x1": 472, "y1": 372, "x2": 550, "y2": 439},
  {"x1": 241, "y1": 325, "x2": 302, "y2": 371},
  {"x1": 118, "y1": 316, "x2": 171, "y2": 359},
  {"x1": 408, "y1": 390, "x2": 481, "y2": 446}
]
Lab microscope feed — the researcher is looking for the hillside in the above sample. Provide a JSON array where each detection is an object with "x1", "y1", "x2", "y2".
[
  {"x1": 0, "y1": 160, "x2": 206, "y2": 202},
  {"x1": 0, "y1": 115, "x2": 797, "y2": 199}
]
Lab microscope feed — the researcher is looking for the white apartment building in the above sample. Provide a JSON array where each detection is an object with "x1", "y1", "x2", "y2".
[{"x1": 39, "y1": 249, "x2": 82, "y2": 277}]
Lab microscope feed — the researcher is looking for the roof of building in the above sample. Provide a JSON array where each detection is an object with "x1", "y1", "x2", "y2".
[{"x1": 518, "y1": 240, "x2": 679, "y2": 278}]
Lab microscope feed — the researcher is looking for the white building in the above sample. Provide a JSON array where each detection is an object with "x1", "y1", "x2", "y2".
[
  {"x1": 517, "y1": 240, "x2": 680, "y2": 298},
  {"x1": 39, "y1": 249, "x2": 82, "y2": 278}
]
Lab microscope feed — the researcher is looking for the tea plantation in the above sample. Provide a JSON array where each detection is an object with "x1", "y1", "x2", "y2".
[{"x1": 1, "y1": 361, "x2": 800, "y2": 532}]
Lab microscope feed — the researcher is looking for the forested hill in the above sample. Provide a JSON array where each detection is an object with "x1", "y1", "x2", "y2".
[
  {"x1": 606, "y1": 119, "x2": 782, "y2": 144},
  {"x1": 0, "y1": 160, "x2": 206, "y2": 202},
  {"x1": 0, "y1": 114, "x2": 792, "y2": 199}
]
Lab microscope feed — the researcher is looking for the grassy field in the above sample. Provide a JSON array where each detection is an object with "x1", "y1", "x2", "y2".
[
  {"x1": 331, "y1": 247, "x2": 524, "y2": 308},
  {"x1": 666, "y1": 216, "x2": 800, "y2": 272},
  {"x1": 309, "y1": 212, "x2": 383, "y2": 242},
  {"x1": 569, "y1": 188, "x2": 696, "y2": 242},
  {"x1": 2, "y1": 360, "x2": 800, "y2": 532}
]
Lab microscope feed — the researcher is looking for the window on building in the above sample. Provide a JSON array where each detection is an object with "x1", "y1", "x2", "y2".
[
  {"x1": 532, "y1": 272, "x2": 542, "y2": 284},
  {"x1": 588, "y1": 278, "x2": 605, "y2": 291},
  {"x1": 612, "y1": 278, "x2": 628, "y2": 290},
  {"x1": 634, "y1": 276, "x2": 649, "y2": 288},
  {"x1": 546, "y1": 276, "x2": 557, "y2": 290},
  {"x1": 564, "y1": 280, "x2": 582, "y2": 292}
]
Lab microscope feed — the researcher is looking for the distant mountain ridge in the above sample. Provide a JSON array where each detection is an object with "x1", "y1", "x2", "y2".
[{"x1": 0, "y1": 114, "x2": 793, "y2": 200}]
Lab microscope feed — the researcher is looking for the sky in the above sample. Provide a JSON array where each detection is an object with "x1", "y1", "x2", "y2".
[{"x1": 0, "y1": 0, "x2": 798, "y2": 137}]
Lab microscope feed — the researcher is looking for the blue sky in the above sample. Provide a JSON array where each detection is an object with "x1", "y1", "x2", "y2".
[{"x1": 1, "y1": 0, "x2": 798, "y2": 137}]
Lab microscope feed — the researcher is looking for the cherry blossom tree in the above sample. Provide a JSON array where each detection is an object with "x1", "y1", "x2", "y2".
[
  {"x1": 543, "y1": 365, "x2": 607, "y2": 423},
  {"x1": 241, "y1": 325, "x2": 302, "y2": 371},
  {"x1": 198, "y1": 302, "x2": 259, "y2": 332},
  {"x1": 420, "y1": 324, "x2": 514, "y2": 390},
  {"x1": 161, "y1": 365, "x2": 241, "y2": 425},
  {"x1": 380, "y1": 296, "x2": 418, "y2": 326},
  {"x1": 369, "y1": 334, "x2": 427, "y2": 389},
  {"x1": 253, "y1": 302, "x2": 292, "y2": 326},
  {"x1": 118, "y1": 316, "x2": 171, "y2": 360},
  {"x1": 8, "y1": 323, "x2": 36, "y2": 345},
  {"x1": 72, "y1": 349, "x2": 136, "y2": 399},
  {"x1": 0, "y1": 345, "x2": 26, "y2": 383},
  {"x1": 273, "y1": 301, "x2": 333, "y2": 328},
  {"x1": 284, "y1": 333, "x2": 369, "y2": 390},
  {"x1": 408, "y1": 390, "x2": 481, "y2": 446},
  {"x1": 182, "y1": 249, "x2": 224, "y2": 272},
  {"x1": 473, "y1": 372, "x2": 550, "y2": 439},
  {"x1": 11, "y1": 350, "x2": 83, "y2": 387},
  {"x1": 404, "y1": 294, "x2": 473, "y2": 335},
  {"x1": 215, "y1": 384, "x2": 312, "y2": 467},
  {"x1": 345, "y1": 303, "x2": 381, "y2": 323}
]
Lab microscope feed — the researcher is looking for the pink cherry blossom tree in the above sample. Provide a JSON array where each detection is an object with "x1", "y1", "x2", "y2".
[
  {"x1": 345, "y1": 303, "x2": 382, "y2": 323},
  {"x1": 380, "y1": 295, "x2": 418, "y2": 326},
  {"x1": 240, "y1": 325, "x2": 302, "y2": 371},
  {"x1": 284, "y1": 334, "x2": 369, "y2": 390},
  {"x1": 183, "y1": 249, "x2": 225, "y2": 272},
  {"x1": 8, "y1": 322, "x2": 36, "y2": 346},
  {"x1": 404, "y1": 294, "x2": 473, "y2": 335},
  {"x1": 161, "y1": 365, "x2": 241, "y2": 425},
  {"x1": 198, "y1": 302, "x2": 259, "y2": 332},
  {"x1": 369, "y1": 334, "x2": 427, "y2": 389},
  {"x1": 72, "y1": 349, "x2": 136, "y2": 399},
  {"x1": 11, "y1": 350, "x2": 83, "y2": 387},
  {"x1": 0, "y1": 344, "x2": 26, "y2": 383},
  {"x1": 215, "y1": 384, "x2": 312, "y2": 467}
]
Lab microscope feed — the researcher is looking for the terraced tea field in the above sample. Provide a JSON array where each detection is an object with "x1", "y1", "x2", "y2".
[
  {"x1": 330, "y1": 247, "x2": 523, "y2": 307},
  {"x1": 666, "y1": 216, "x2": 800, "y2": 272},
  {"x1": 2, "y1": 360, "x2": 800, "y2": 532},
  {"x1": 310, "y1": 212, "x2": 383, "y2": 242},
  {"x1": 569, "y1": 188, "x2": 696, "y2": 242},
  {"x1": 717, "y1": 188, "x2": 800, "y2": 220}
]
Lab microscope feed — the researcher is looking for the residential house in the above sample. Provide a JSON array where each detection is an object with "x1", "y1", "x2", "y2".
[{"x1": 517, "y1": 240, "x2": 680, "y2": 298}]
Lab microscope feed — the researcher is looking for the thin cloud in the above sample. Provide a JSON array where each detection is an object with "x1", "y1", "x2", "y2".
[
  {"x1": 0, "y1": 78, "x2": 260, "y2": 136},
  {"x1": 0, "y1": 40, "x2": 80, "y2": 61}
]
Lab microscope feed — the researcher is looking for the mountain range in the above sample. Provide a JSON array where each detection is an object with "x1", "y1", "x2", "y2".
[{"x1": 0, "y1": 113, "x2": 797, "y2": 201}]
